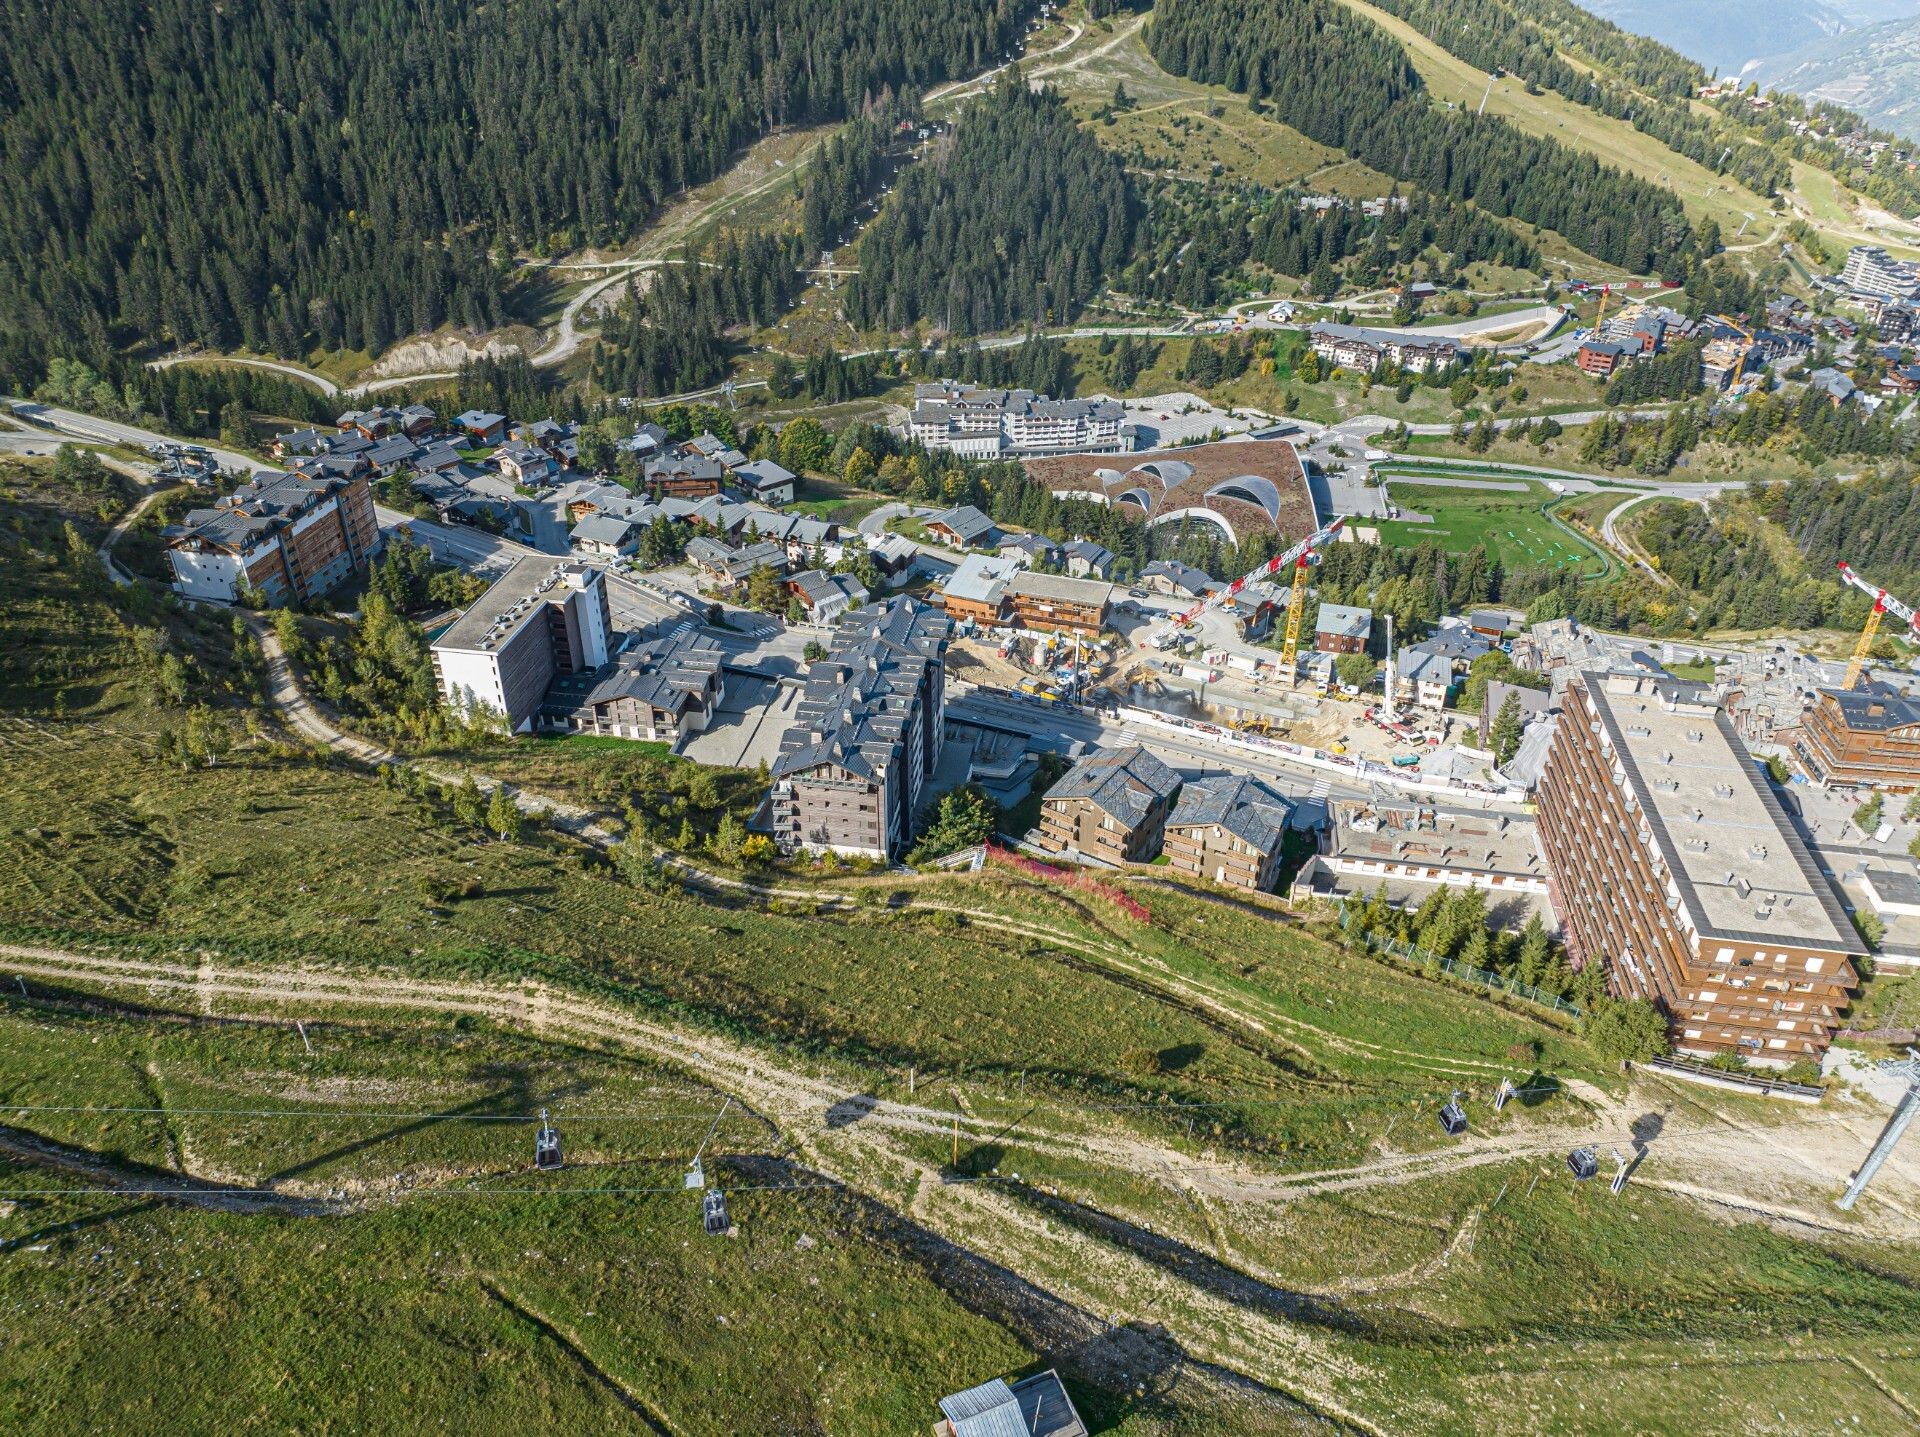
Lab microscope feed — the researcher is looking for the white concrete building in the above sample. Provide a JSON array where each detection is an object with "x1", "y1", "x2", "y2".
[{"x1": 430, "y1": 558, "x2": 612, "y2": 732}]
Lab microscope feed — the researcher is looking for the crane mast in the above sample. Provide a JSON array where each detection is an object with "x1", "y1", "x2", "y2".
[
  {"x1": 1169, "y1": 516, "x2": 1346, "y2": 631},
  {"x1": 1836, "y1": 561, "x2": 1920, "y2": 690}
]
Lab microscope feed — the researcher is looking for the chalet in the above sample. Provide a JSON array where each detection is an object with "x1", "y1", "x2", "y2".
[
  {"x1": 925, "y1": 505, "x2": 999, "y2": 550},
  {"x1": 1882, "y1": 364, "x2": 1920, "y2": 397},
  {"x1": 335, "y1": 408, "x2": 397, "y2": 439},
  {"x1": 938, "y1": 553, "x2": 1018, "y2": 629},
  {"x1": 396, "y1": 403, "x2": 438, "y2": 439},
  {"x1": 537, "y1": 623, "x2": 725, "y2": 745},
  {"x1": 1163, "y1": 775, "x2": 1294, "y2": 892},
  {"x1": 733, "y1": 459, "x2": 797, "y2": 506},
  {"x1": 1395, "y1": 647, "x2": 1453, "y2": 709},
  {"x1": 1314, "y1": 603, "x2": 1372, "y2": 655},
  {"x1": 454, "y1": 410, "x2": 507, "y2": 444},
  {"x1": 788, "y1": 569, "x2": 868, "y2": 625},
  {"x1": 361, "y1": 436, "x2": 421, "y2": 475},
  {"x1": 272, "y1": 427, "x2": 328, "y2": 459},
  {"x1": 1062, "y1": 539, "x2": 1115, "y2": 579},
  {"x1": 1808, "y1": 368, "x2": 1858, "y2": 406},
  {"x1": 646, "y1": 453, "x2": 726, "y2": 499},
  {"x1": 1036, "y1": 746, "x2": 1181, "y2": 865},
  {"x1": 412, "y1": 442, "x2": 466, "y2": 475},
  {"x1": 1003, "y1": 571, "x2": 1112, "y2": 637},
  {"x1": 998, "y1": 533, "x2": 1063, "y2": 569},
  {"x1": 1467, "y1": 610, "x2": 1517, "y2": 643},
  {"x1": 1139, "y1": 559, "x2": 1217, "y2": 600},
  {"x1": 865, "y1": 533, "x2": 921, "y2": 587},
  {"x1": 494, "y1": 441, "x2": 559, "y2": 488},
  {"x1": 569, "y1": 513, "x2": 640, "y2": 558}
]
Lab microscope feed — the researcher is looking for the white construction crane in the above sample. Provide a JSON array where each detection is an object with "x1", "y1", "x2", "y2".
[{"x1": 1836, "y1": 561, "x2": 1920, "y2": 690}]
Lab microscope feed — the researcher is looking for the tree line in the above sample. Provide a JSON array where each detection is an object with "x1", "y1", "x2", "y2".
[
  {"x1": 1148, "y1": 0, "x2": 1699, "y2": 275},
  {"x1": 0, "y1": 0, "x2": 1022, "y2": 389},
  {"x1": 844, "y1": 76, "x2": 1136, "y2": 336}
]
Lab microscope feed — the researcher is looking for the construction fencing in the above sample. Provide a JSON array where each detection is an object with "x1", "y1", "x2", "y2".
[
  {"x1": 985, "y1": 843, "x2": 1152, "y2": 924},
  {"x1": 1334, "y1": 899, "x2": 1585, "y2": 1018}
]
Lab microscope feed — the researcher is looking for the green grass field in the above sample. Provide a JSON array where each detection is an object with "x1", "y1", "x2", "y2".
[
  {"x1": 1373, "y1": 476, "x2": 1607, "y2": 573},
  {"x1": 9, "y1": 454, "x2": 1920, "y2": 1434}
]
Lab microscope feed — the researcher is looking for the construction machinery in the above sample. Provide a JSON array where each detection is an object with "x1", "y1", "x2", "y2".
[{"x1": 1836, "y1": 561, "x2": 1920, "y2": 689}]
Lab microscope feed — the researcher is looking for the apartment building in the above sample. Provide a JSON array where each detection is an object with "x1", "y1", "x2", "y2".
[
  {"x1": 1795, "y1": 683, "x2": 1920, "y2": 790},
  {"x1": 1307, "y1": 323, "x2": 1460, "y2": 373},
  {"x1": 1841, "y1": 245, "x2": 1920, "y2": 302},
  {"x1": 906, "y1": 381, "x2": 1129, "y2": 458},
  {"x1": 1003, "y1": 571, "x2": 1113, "y2": 637},
  {"x1": 430, "y1": 558, "x2": 613, "y2": 732},
  {"x1": 537, "y1": 623, "x2": 725, "y2": 745},
  {"x1": 1163, "y1": 776, "x2": 1294, "y2": 892},
  {"x1": 1536, "y1": 673, "x2": 1864, "y2": 1064},
  {"x1": 1035, "y1": 746, "x2": 1181, "y2": 865},
  {"x1": 1315, "y1": 604, "x2": 1373, "y2": 655},
  {"x1": 770, "y1": 598, "x2": 951, "y2": 860},
  {"x1": 164, "y1": 469, "x2": 380, "y2": 606}
]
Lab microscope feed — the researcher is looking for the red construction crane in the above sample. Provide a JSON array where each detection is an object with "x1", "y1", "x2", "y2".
[
  {"x1": 1160, "y1": 514, "x2": 1345, "y2": 628},
  {"x1": 1836, "y1": 561, "x2": 1920, "y2": 690}
]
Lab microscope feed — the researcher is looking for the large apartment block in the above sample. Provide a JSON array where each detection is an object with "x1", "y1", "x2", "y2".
[
  {"x1": 1840, "y1": 245, "x2": 1920, "y2": 302},
  {"x1": 165, "y1": 469, "x2": 379, "y2": 605},
  {"x1": 1794, "y1": 684, "x2": 1920, "y2": 791},
  {"x1": 907, "y1": 382, "x2": 1128, "y2": 458},
  {"x1": 430, "y1": 557, "x2": 612, "y2": 731},
  {"x1": 770, "y1": 598, "x2": 951, "y2": 861},
  {"x1": 1536, "y1": 673, "x2": 1863, "y2": 1064}
]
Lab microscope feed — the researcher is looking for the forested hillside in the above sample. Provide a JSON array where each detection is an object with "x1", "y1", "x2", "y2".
[
  {"x1": 1147, "y1": 0, "x2": 1704, "y2": 273},
  {"x1": 0, "y1": 0, "x2": 1025, "y2": 386},
  {"x1": 845, "y1": 77, "x2": 1135, "y2": 336}
]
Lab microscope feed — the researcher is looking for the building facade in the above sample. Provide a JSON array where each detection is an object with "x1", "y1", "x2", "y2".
[
  {"x1": 430, "y1": 558, "x2": 613, "y2": 732},
  {"x1": 165, "y1": 470, "x2": 380, "y2": 606},
  {"x1": 537, "y1": 624, "x2": 725, "y2": 744},
  {"x1": 1536, "y1": 673, "x2": 1863, "y2": 1064},
  {"x1": 1163, "y1": 776, "x2": 1293, "y2": 891},
  {"x1": 1035, "y1": 746, "x2": 1181, "y2": 865},
  {"x1": 769, "y1": 598, "x2": 950, "y2": 860},
  {"x1": 907, "y1": 382, "x2": 1128, "y2": 458},
  {"x1": 1794, "y1": 684, "x2": 1920, "y2": 790}
]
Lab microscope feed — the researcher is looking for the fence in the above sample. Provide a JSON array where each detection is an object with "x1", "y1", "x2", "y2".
[
  {"x1": 1647, "y1": 1054, "x2": 1825, "y2": 1103},
  {"x1": 985, "y1": 843, "x2": 1152, "y2": 925},
  {"x1": 1334, "y1": 899, "x2": 1585, "y2": 1018}
]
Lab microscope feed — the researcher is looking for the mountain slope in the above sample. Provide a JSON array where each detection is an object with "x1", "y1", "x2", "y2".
[
  {"x1": 1575, "y1": 0, "x2": 1860, "y2": 76},
  {"x1": 1750, "y1": 18, "x2": 1920, "y2": 141}
]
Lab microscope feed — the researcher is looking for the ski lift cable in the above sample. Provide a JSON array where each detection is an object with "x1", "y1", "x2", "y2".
[
  {"x1": 2, "y1": 1103, "x2": 740, "y2": 1123},
  {"x1": 0, "y1": 1178, "x2": 842, "y2": 1202}
]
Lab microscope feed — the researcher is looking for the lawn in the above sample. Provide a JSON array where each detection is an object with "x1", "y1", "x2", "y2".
[
  {"x1": 12, "y1": 454, "x2": 1920, "y2": 1434},
  {"x1": 1372, "y1": 475, "x2": 1608, "y2": 574}
]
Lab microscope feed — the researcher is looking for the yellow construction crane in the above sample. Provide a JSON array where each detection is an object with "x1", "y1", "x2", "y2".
[
  {"x1": 1837, "y1": 561, "x2": 1920, "y2": 690},
  {"x1": 1715, "y1": 313, "x2": 1756, "y2": 386},
  {"x1": 1280, "y1": 548, "x2": 1318, "y2": 680}
]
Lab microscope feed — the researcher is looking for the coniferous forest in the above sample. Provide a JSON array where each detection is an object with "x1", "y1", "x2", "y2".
[
  {"x1": 1148, "y1": 0, "x2": 1699, "y2": 274},
  {"x1": 844, "y1": 77, "x2": 1136, "y2": 337},
  {"x1": 0, "y1": 0, "x2": 1026, "y2": 387}
]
